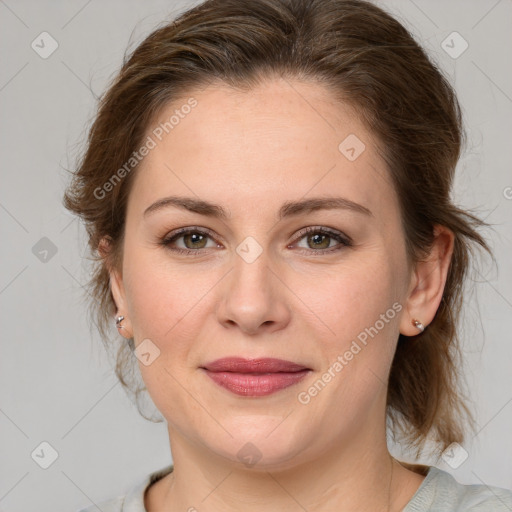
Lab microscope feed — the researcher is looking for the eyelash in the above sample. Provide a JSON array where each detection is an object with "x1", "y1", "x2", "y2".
[{"x1": 159, "y1": 226, "x2": 352, "y2": 256}]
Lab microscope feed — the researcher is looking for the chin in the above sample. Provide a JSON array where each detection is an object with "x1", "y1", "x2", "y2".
[{"x1": 201, "y1": 415, "x2": 317, "y2": 471}]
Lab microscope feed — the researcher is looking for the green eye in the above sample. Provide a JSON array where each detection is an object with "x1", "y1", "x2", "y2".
[
  {"x1": 291, "y1": 226, "x2": 352, "y2": 255},
  {"x1": 161, "y1": 226, "x2": 352, "y2": 256}
]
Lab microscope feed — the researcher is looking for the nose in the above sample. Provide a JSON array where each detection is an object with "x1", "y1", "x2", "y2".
[{"x1": 216, "y1": 250, "x2": 291, "y2": 336}]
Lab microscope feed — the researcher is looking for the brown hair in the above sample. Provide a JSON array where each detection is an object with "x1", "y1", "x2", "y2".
[{"x1": 63, "y1": 0, "x2": 493, "y2": 459}]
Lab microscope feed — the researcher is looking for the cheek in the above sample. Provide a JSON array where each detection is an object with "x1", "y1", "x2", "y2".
[
  {"x1": 298, "y1": 264, "x2": 401, "y2": 413},
  {"x1": 298, "y1": 254, "x2": 399, "y2": 342},
  {"x1": 122, "y1": 247, "x2": 207, "y2": 342},
  {"x1": 302, "y1": 255, "x2": 402, "y2": 405},
  {"x1": 121, "y1": 254, "x2": 201, "y2": 418}
]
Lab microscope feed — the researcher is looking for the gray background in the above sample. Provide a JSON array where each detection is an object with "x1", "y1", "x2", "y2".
[{"x1": 0, "y1": 1, "x2": 511, "y2": 511}]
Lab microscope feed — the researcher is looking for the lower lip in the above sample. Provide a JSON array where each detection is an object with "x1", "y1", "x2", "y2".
[{"x1": 203, "y1": 369, "x2": 310, "y2": 396}]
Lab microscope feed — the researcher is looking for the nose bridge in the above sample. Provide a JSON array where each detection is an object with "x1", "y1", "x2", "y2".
[
  {"x1": 230, "y1": 241, "x2": 274, "y2": 303},
  {"x1": 217, "y1": 238, "x2": 290, "y2": 334}
]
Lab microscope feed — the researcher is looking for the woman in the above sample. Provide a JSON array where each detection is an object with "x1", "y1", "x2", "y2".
[{"x1": 65, "y1": 0, "x2": 512, "y2": 510}]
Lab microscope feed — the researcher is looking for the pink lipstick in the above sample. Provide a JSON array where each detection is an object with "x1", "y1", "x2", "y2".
[{"x1": 201, "y1": 357, "x2": 311, "y2": 397}]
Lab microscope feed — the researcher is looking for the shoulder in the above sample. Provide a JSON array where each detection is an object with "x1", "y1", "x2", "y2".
[
  {"x1": 404, "y1": 466, "x2": 512, "y2": 511},
  {"x1": 74, "y1": 465, "x2": 174, "y2": 512}
]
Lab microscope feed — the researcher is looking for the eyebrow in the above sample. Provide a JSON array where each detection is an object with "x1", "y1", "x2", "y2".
[{"x1": 143, "y1": 195, "x2": 373, "y2": 220}]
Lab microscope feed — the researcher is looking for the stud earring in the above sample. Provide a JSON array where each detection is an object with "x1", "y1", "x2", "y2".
[
  {"x1": 412, "y1": 318, "x2": 425, "y2": 333},
  {"x1": 115, "y1": 315, "x2": 125, "y2": 330}
]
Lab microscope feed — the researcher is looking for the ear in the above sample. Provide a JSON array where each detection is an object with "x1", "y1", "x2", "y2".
[
  {"x1": 399, "y1": 225, "x2": 455, "y2": 336},
  {"x1": 98, "y1": 236, "x2": 133, "y2": 338}
]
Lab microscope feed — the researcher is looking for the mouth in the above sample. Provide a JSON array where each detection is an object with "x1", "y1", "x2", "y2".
[{"x1": 200, "y1": 357, "x2": 311, "y2": 397}]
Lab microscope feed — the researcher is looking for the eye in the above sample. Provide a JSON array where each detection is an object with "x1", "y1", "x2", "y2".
[
  {"x1": 290, "y1": 226, "x2": 352, "y2": 254},
  {"x1": 160, "y1": 227, "x2": 220, "y2": 255},
  {"x1": 160, "y1": 225, "x2": 352, "y2": 256}
]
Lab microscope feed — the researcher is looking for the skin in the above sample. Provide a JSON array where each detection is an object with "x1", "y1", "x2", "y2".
[{"x1": 104, "y1": 77, "x2": 454, "y2": 511}]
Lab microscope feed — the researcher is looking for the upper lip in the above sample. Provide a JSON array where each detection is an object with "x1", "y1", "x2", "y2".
[{"x1": 202, "y1": 357, "x2": 310, "y2": 373}]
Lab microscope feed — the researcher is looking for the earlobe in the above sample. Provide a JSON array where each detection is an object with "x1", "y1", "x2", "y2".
[
  {"x1": 99, "y1": 236, "x2": 134, "y2": 338},
  {"x1": 109, "y1": 266, "x2": 134, "y2": 338},
  {"x1": 400, "y1": 225, "x2": 455, "y2": 337}
]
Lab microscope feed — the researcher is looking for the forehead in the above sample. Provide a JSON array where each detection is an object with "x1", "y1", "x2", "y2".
[{"x1": 129, "y1": 78, "x2": 397, "y2": 222}]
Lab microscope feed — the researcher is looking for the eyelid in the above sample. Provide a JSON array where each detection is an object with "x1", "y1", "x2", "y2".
[
  {"x1": 161, "y1": 225, "x2": 352, "y2": 254},
  {"x1": 163, "y1": 225, "x2": 220, "y2": 241},
  {"x1": 291, "y1": 225, "x2": 352, "y2": 245},
  {"x1": 161, "y1": 226, "x2": 222, "y2": 249}
]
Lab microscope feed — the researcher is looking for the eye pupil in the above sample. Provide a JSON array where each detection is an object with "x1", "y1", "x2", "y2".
[
  {"x1": 185, "y1": 232, "x2": 207, "y2": 248},
  {"x1": 164, "y1": 227, "x2": 347, "y2": 255},
  {"x1": 308, "y1": 233, "x2": 330, "y2": 249}
]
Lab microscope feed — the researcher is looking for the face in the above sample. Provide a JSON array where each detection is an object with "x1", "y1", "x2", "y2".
[{"x1": 110, "y1": 77, "x2": 416, "y2": 469}]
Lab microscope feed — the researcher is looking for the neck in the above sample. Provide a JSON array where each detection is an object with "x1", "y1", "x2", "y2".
[{"x1": 149, "y1": 424, "x2": 423, "y2": 512}]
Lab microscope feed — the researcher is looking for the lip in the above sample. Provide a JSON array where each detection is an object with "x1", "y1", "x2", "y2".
[{"x1": 201, "y1": 357, "x2": 311, "y2": 397}]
